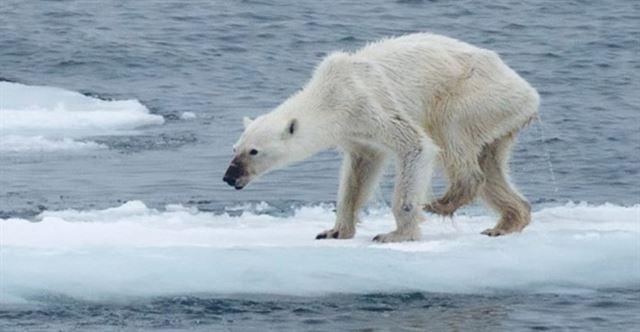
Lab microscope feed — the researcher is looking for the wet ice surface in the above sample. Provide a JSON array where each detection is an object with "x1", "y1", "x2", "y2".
[
  {"x1": 2, "y1": 203, "x2": 639, "y2": 330},
  {"x1": 2, "y1": 202, "x2": 639, "y2": 298},
  {"x1": 1, "y1": 0, "x2": 639, "y2": 330}
]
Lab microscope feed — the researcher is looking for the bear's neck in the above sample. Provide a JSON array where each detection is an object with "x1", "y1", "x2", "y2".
[{"x1": 275, "y1": 90, "x2": 342, "y2": 151}]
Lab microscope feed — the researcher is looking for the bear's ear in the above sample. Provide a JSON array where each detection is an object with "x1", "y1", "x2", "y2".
[
  {"x1": 243, "y1": 116, "x2": 253, "y2": 129},
  {"x1": 285, "y1": 118, "x2": 297, "y2": 137}
]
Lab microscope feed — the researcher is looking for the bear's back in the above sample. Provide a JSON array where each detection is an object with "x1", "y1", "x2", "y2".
[
  {"x1": 347, "y1": 33, "x2": 537, "y2": 145},
  {"x1": 353, "y1": 33, "x2": 506, "y2": 92},
  {"x1": 356, "y1": 33, "x2": 485, "y2": 62}
]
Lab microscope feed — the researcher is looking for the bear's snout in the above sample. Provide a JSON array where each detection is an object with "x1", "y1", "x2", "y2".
[{"x1": 223, "y1": 162, "x2": 246, "y2": 190}]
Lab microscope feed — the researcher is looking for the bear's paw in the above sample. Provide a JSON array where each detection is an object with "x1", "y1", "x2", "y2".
[
  {"x1": 372, "y1": 229, "x2": 421, "y2": 243},
  {"x1": 315, "y1": 227, "x2": 355, "y2": 240}
]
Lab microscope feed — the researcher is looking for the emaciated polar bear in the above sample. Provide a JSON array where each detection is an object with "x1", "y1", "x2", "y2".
[{"x1": 223, "y1": 33, "x2": 539, "y2": 242}]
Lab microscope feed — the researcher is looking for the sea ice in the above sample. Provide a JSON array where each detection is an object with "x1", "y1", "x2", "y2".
[
  {"x1": 1, "y1": 201, "x2": 638, "y2": 302},
  {"x1": 0, "y1": 82, "x2": 163, "y2": 152}
]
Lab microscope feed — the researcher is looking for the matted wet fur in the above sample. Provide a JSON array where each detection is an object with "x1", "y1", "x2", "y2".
[
  {"x1": 225, "y1": 33, "x2": 539, "y2": 242},
  {"x1": 426, "y1": 130, "x2": 533, "y2": 236}
]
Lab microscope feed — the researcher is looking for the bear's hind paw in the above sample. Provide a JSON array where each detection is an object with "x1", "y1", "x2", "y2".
[
  {"x1": 481, "y1": 227, "x2": 510, "y2": 237},
  {"x1": 481, "y1": 224, "x2": 525, "y2": 237},
  {"x1": 424, "y1": 200, "x2": 456, "y2": 216}
]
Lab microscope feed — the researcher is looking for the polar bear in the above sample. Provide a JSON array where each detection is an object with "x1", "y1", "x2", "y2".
[{"x1": 223, "y1": 33, "x2": 539, "y2": 242}]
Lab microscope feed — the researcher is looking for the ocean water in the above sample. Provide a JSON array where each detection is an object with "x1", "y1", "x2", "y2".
[{"x1": 1, "y1": 0, "x2": 639, "y2": 331}]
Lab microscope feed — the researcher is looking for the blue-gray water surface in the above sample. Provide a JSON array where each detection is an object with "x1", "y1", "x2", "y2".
[{"x1": 1, "y1": 0, "x2": 639, "y2": 331}]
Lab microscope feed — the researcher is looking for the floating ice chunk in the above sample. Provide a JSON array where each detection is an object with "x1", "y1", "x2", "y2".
[
  {"x1": 0, "y1": 81, "x2": 164, "y2": 136},
  {"x1": 1, "y1": 202, "x2": 638, "y2": 302},
  {"x1": 0, "y1": 81, "x2": 164, "y2": 151},
  {"x1": 180, "y1": 111, "x2": 196, "y2": 120}
]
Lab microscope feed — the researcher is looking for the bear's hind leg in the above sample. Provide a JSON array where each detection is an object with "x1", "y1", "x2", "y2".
[
  {"x1": 478, "y1": 133, "x2": 531, "y2": 236},
  {"x1": 424, "y1": 152, "x2": 485, "y2": 216},
  {"x1": 316, "y1": 144, "x2": 386, "y2": 240}
]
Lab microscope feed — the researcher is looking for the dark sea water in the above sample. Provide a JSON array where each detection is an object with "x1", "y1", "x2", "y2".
[
  {"x1": 1, "y1": 0, "x2": 639, "y2": 331},
  {"x1": 3, "y1": 291, "x2": 639, "y2": 331}
]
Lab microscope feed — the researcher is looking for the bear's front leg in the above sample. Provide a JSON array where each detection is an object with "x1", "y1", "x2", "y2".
[
  {"x1": 316, "y1": 145, "x2": 386, "y2": 240},
  {"x1": 373, "y1": 136, "x2": 438, "y2": 243}
]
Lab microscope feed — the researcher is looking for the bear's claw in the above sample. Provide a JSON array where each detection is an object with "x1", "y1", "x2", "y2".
[
  {"x1": 315, "y1": 228, "x2": 354, "y2": 240},
  {"x1": 424, "y1": 200, "x2": 457, "y2": 216},
  {"x1": 481, "y1": 228, "x2": 508, "y2": 237},
  {"x1": 315, "y1": 231, "x2": 339, "y2": 239},
  {"x1": 372, "y1": 229, "x2": 420, "y2": 243}
]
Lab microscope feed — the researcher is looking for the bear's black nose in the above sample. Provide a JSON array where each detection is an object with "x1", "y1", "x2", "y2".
[
  {"x1": 223, "y1": 163, "x2": 244, "y2": 187},
  {"x1": 223, "y1": 175, "x2": 236, "y2": 187}
]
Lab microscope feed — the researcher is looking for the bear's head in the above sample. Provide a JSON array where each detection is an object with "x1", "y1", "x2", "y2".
[
  {"x1": 223, "y1": 112, "x2": 312, "y2": 190},
  {"x1": 223, "y1": 52, "x2": 360, "y2": 190}
]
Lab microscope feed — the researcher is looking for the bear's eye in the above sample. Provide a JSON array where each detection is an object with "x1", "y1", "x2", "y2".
[{"x1": 249, "y1": 149, "x2": 259, "y2": 156}]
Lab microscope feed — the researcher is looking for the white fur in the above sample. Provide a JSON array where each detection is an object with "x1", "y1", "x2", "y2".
[{"x1": 231, "y1": 33, "x2": 539, "y2": 242}]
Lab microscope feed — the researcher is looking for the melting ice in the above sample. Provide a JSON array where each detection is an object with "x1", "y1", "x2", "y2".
[
  {"x1": 1, "y1": 201, "x2": 638, "y2": 303},
  {"x1": 0, "y1": 81, "x2": 164, "y2": 152}
]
